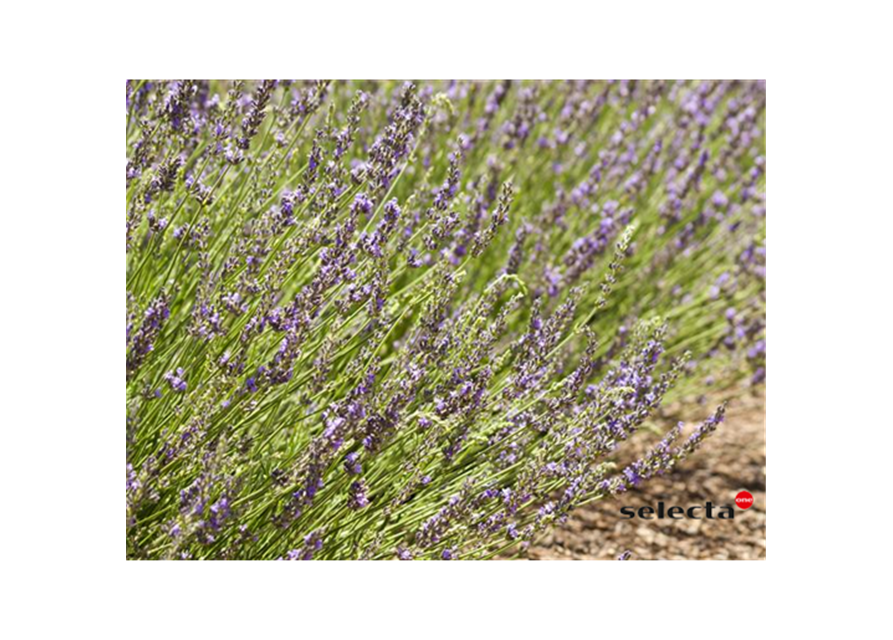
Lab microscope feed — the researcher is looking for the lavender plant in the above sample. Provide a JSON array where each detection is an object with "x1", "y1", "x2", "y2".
[{"x1": 126, "y1": 80, "x2": 765, "y2": 560}]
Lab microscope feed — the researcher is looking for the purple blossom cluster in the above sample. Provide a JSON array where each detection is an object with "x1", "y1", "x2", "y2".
[
  {"x1": 237, "y1": 80, "x2": 277, "y2": 151},
  {"x1": 126, "y1": 294, "x2": 169, "y2": 378}
]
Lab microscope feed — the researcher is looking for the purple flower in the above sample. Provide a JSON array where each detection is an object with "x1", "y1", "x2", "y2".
[
  {"x1": 383, "y1": 198, "x2": 401, "y2": 223},
  {"x1": 163, "y1": 367, "x2": 187, "y2": 392},
  {"x1": 237, "y1": 80, "x2": 276, "y2": 150},
  {"x1": 351, "y1": 192, "x2": 373, "y2": 216},
  {"x1": 126, "y1": 295, "x2": 170, "y2": 377},
  {"x1": 623, "y1": 465, "x2": 642, "y2": 487},
  {"x1": 348, "y1": 480, "x2": 369, "y2": 510},
  {"x1": 343, "y1": 452, "x2": 362, "y2": 475}
]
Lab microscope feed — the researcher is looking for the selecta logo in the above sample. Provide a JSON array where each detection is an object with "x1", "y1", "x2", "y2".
[
  {"x1": 735, "y1": 491, "x2": 754, "y2": 509},
  {"x1": 620, "y1": 491, "x2": 756, "y2": 520}
]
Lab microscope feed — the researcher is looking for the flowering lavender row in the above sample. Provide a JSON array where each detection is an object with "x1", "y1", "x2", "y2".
[{"x1": 126, "y1": 80, "x2": 765, "y2": 560}]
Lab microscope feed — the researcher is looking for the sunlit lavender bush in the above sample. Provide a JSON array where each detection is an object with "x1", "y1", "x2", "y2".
[{"x1": 126, "y1": 80, "x2": 765, "y2": 560}]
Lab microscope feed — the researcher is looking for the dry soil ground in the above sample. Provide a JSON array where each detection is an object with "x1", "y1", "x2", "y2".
[{"x1": 522, "y1": 392, "x2": 766, "y2": 560}]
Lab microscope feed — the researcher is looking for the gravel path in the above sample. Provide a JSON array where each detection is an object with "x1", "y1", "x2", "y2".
[{"x1": 523, "y1": 392, "x2": 766, "y2": 560}]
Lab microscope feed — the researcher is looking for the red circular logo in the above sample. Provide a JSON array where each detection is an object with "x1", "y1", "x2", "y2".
[{"x1": 735, "y1": 491, "x2": 754, "y2": 509}]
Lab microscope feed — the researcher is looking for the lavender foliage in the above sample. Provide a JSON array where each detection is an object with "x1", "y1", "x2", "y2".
[{"x1": 126, "y1": 80, "x2": 765, "y2": 560}]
